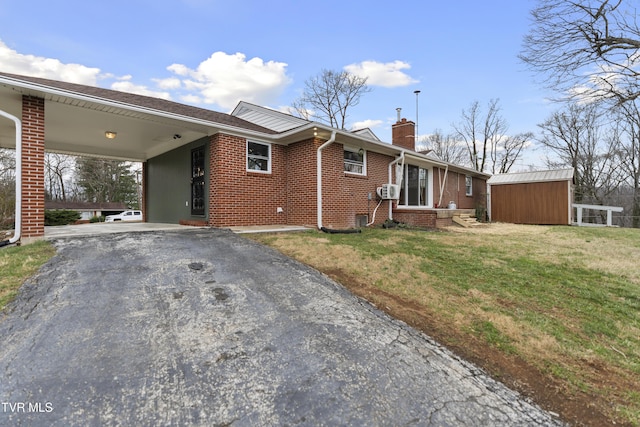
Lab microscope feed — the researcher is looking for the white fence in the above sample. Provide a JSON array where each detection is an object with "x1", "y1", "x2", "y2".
[{"x1": 573, "y1": 203, "x2": 623, "y2": 227}]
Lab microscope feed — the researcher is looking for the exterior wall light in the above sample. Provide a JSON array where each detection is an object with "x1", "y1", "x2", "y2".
[{"x1": 105, "y1": 131, "x2": 117, "y2": 139}]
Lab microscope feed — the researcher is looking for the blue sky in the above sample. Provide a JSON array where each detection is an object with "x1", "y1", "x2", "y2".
[{"x1": 0, "y1": 0, "x2": 554, "y2": 169}]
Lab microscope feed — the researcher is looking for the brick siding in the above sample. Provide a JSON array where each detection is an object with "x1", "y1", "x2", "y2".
[
  {"x1": 208, "y1": 134, "x2": 288, "y2": 227},
  {"x1": 208, "y1": 134, "x2": 394, "y2": 229},
  {"x1": 391, "y1": 118, "x2": 416, "y2": 151},
  {"x1": 318, "y1": 142, "x2": 391, "y2": 229},
  {"x1": 433, "y1": 167, "x2": 486, "y2": 211},
  {"x1": 393, "y1": 210, "x2": 438, "y2": 228},
  {"x1": 204, "y1": 133, "x2": 489, "y2": 230},
  {"x1": 285, "y1": 138, "x2": 318, "y2": 227},
  {"x1": 21, "y1": 96, "x2": 45, "y2": 239}
]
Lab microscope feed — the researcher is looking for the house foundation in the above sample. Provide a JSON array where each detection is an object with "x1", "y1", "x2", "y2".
[{"x1": 393, "y1": 208, "x2": 477, "y2": 228}]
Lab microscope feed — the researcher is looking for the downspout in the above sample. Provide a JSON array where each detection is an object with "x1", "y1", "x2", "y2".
[
  {"x1": 487, "y1": 181, "x2": 493, "y2": 222},
  {"x1": 388, "y1": 151, "x2": 405, "y2": 221},
  {"x1": 316, "y1": 131, "x2": 337, "y2": 230},
  {"x1": 0, "y1": 109, "x2": 22, "y2": 246}
]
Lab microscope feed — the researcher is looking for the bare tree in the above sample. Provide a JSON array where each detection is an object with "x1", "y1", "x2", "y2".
[
  {"x1": 615, "y1": 101, "x2": 640, "y2": 226},
  {"x1": 45, "y1": 153, "x2": 75, "y2": 201},
  {"x1": 495, "y1": 132, "x2": 535, "y2": 174},
  {"x1": 520, "y1": 0, "x2": 640, "y2": 104},
  {"x1": 0, "y1": 148, "x2": 15, "y2": 228},
  {"x1": 292, "y1": 69, "x2": 371, "y2": 129},
  {"x1": 453, "y1": 99, "x2": 512, "y2": 173},
  {"x1": 537, "y1": 103, "x2": 623, "y2": 203},
  {"x1": 418, "y1": 129, "x2": 468, "y2": 166}
]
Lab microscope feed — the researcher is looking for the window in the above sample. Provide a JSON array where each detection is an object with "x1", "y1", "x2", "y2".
[
  {"x1": 247, "y1": 141, "x2": 271, "y2": 173},
  {"x1": 465, "y1": 175, "x2": 473, "y2": 196},
  {"x1": 344, "y1": 147, "x2": 365, "y2": 175},
  {"x1": 399, "y1": 164, "x2": 430, "y2": 206}
]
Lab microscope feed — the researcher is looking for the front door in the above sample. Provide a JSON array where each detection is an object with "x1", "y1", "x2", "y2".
[{"x1": 191, "y1": 146, "x2": 205, "y2": 216}]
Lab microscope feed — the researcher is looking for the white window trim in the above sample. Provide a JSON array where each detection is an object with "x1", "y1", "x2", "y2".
[
  {"x1": 246, "y1": 140, "x2": 271, "y2": 174},
  {"x1": 398, "y1": 164, "x2": 433, "y2": 208},
  {"x1": 343, "y1": 146, "x2": 366, "y2": 176}
]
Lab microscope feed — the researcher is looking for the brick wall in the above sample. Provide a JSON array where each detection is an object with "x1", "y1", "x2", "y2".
[
  {"x1": 433, "y1": 167, "x2": 486, "y2": 210},
  {"x1": 285, "y1": 138, "x2": 318, "y2": 227},
  {"x1": 393, "y1": 210, "x2": 437, "y2": 228},
  {"x1": 21, "y1": 96, "x2": 45, "y2": 239},
  {"x1": 319, "y1": 143, "x2": 392, "y2": 229},
  {"x1": 204, "y1": 131, "x2": 488, "y2": 229},
  {"x1": 208, "y1": 134, "x2": 288, "y2": 227},
  {"x1": 207, "y1": 134, "x2": 394, "y2": 229}
]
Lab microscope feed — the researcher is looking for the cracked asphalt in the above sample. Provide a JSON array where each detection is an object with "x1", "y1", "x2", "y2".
[{"x1": 0, "y1": 229, "x2": 565, "y2": 426}]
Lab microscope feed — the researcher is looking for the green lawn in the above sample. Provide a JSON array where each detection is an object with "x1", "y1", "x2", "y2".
[
  {"x1": 0, "y1": 241, "x2": 56, "y2": 311},
  {"x1": 249, "y1": 224, "x2": 640, "y2": 426}
]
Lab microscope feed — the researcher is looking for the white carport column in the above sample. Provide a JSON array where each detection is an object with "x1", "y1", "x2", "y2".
[{"x1": 20, "y1": 96, "x2": 46, "y2": 242}]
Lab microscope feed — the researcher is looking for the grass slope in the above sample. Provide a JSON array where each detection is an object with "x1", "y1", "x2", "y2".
[
  {"x1": 249, "y1": 224, "x2": 640, "y2": 426},
  {"x1": 0, "y1": 241, "x2": 56, "y2": 311}
]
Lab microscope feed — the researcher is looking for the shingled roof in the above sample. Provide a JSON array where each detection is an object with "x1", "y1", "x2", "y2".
[{"x1": 0, "y1": 71, "x2": 277, "y2": 135}]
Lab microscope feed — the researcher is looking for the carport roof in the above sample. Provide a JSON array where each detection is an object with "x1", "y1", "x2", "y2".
[
  {"x1": 0, "y1": 72, "x2": 278, "y2": 160},
  {"x1": 0, "y1": 72, "x2": 277, "y2": 132}
]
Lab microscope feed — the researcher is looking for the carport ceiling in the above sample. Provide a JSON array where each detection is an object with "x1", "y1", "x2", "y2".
[{"x1": 0, "y1": 80, "x2": 215, "y2": 161}]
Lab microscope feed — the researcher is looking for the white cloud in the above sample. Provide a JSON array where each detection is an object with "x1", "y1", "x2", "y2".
[
  {"x1": 153, "y1": 76, "x2": 182, "y2": 90},
  {"x1": 0, "y1": 42, "x2": 291, "y2": 112},
  {"x1": 166, "y1": 51, "x2": 292, "y2": 110},
  {"x1": 110, "y1": 75, "x2": 172, "y2": 100},
  {"x1": 351, "y1": 119, "x2": 383, "y2": 130},
  {"x1": 344, "y1": 60, "x2": 418, "y2": 88},
  {"x1": 0, "y1": 40, "x2": 101, "y2": 85}
]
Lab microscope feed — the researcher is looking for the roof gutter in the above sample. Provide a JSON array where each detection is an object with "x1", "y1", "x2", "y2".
[
  {"x1": 0, "y1": 109, "x2": 21, "y2": 246},
  {"x1": 316, "y1": 131, "x2": 337, "y2": 229}
]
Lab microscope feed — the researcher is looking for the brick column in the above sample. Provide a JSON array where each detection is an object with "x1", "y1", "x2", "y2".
[{"x1": 21, "y1": 96, "x2": 45, "y2": 241}]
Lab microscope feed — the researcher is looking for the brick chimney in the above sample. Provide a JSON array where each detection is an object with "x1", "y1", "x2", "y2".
[{"x1": 392, "y1": 117, "x2": 416, "y2": 151}]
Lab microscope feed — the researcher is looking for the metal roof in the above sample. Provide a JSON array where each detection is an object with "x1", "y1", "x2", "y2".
[
  {"x1": 231, "y1": 101, "x2": 308, "y2": 133},
  {"x1": 487, "y1": 168, "x2": 574, "y2": 185}
]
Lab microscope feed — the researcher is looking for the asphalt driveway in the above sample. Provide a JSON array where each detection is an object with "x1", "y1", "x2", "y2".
[{"x1": 0, "y1": 229, "x2": 564, "y2": 426}]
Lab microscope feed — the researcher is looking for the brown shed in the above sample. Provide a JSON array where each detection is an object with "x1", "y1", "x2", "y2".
[{"x1": 488, "y1": 169, "x2": 574, "y2": 225}]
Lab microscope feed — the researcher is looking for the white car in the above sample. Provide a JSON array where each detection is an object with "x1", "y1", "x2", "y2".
[{"x1": 105, "y1": 210, "x2": 143, "y2": 222}]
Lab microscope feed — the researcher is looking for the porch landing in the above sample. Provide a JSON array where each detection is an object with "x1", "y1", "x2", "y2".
[{"x1": 393, "y1": 208, "x2": 477, "y2": 229}]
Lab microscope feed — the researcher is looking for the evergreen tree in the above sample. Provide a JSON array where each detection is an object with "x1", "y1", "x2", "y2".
[{"x1": 76, "y1": 157, "x2": 139, "y2": 207}]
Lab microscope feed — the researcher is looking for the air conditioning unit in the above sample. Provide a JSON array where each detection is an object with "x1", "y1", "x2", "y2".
[{"x1": 378, "y1": 183, "x2": 400, "y2": 200}]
